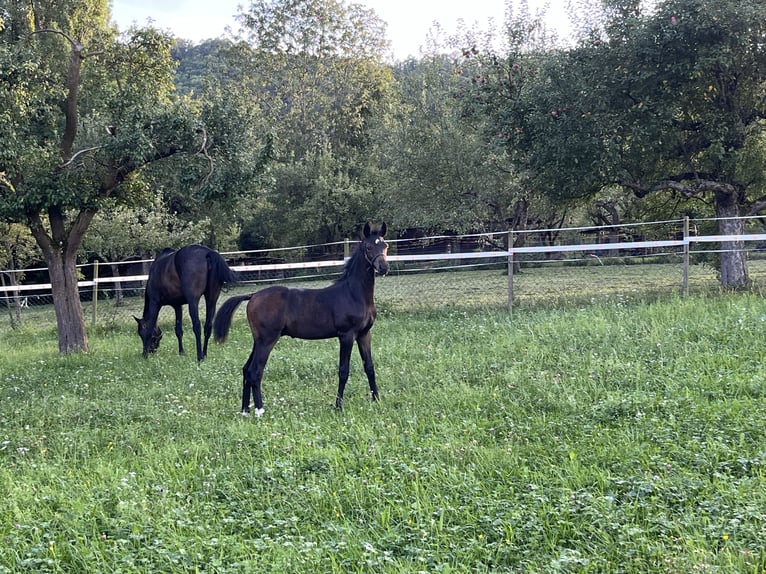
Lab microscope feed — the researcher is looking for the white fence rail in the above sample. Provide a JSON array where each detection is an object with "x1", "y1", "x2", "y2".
[{"x1": 3, "y1": 217, "x2": 766, "y2": 321}]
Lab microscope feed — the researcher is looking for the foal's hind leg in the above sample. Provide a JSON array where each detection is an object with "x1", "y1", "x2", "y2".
[{"x1": 242, "y1": 338, "x2": 277, "y2": 415}]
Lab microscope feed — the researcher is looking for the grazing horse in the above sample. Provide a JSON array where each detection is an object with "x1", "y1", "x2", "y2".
[
  {"x1": 213, "y1": 222, "x2": 389, "y2": 415},
  {"x1": 135, "y1": 244, "x2": 238, "y2": 361}
]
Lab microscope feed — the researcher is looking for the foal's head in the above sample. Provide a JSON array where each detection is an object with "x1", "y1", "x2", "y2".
[
  {"x1": 362, "y1": 222, "x2": 389, "y2": 276},
  {"x1": 134, "y1": 316, "x2": 163, "y2": 356}
]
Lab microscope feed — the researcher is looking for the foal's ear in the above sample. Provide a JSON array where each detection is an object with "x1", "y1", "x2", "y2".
[
  {"x1": 133, "y1": 315, "x2": 141, "y2": 324},
  {"x1": 379, "y1": 222, "x2": 387, "y2": 238},
  {"x1": 363, "y1": 222, "x2": 372, "y2": 238}
]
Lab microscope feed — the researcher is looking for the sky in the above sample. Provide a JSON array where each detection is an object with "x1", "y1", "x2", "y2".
[{"x1": 111, "y1": 0, "x2": 573, "y2": 61}]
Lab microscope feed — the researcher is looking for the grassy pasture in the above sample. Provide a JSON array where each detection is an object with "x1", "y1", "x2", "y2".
[{"x1": 1, "y1": 293, "x2": 766, "y2": 572}]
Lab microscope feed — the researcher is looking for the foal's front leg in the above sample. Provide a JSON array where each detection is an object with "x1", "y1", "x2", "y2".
[
  {"x1": 335, "y1": 334, "x2": 355, "y2": 409},
  {"x1": 356, "y1": 329, "x2": 379, "y2": 402}
]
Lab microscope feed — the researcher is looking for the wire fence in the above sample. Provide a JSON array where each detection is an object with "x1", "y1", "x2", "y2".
[{"x1": 3, "y1": 216, "x2": 766, "y2": 332}]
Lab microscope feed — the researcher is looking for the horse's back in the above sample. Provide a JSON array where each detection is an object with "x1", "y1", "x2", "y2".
[
  {"x1": 145, "y1": 245, "x2": 207, "y2": 304},
  {"x1": 177, "y1": 245, "x2": 237, "y2": 290},
  {"x1": 245, "y1": 286, "x2": 289, "y2": 338},
  {"x1": 248, "y1": 284, "x2": 372, "y2": 340},
  {"x1": 175, "y1": 244, "x2": 210, "y2": 274},
  {"x1": 174, "y1": 245, "x2": 218, "y2": 295}
]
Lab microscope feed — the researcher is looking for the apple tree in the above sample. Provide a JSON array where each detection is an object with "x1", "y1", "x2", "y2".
[
  {"x1": 473, "y1": 0, "x2": 766, "y2": 287},
  {"x1": 0, "y1": 0, "x2": 248, "y2": 352}
]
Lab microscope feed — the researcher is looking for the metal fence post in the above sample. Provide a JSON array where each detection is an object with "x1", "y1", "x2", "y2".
[{"x1": 683, "y1": 216, "x2": 689, "y2": 296}]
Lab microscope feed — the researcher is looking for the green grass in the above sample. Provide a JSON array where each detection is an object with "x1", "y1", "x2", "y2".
[{"x1": 1, "y1": 295, "x2": 766, "y2": 572}]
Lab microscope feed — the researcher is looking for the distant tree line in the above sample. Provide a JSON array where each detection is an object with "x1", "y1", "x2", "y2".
[{"x1": 1, "y1": 0, "x2": 764, "y2": 352}]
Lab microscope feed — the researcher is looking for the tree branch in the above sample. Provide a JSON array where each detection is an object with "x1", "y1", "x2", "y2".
[
  {"x1": 746, "y1": 198, "x2": 766, "y2": 216},
  {"x1": 621, "y1": 177, "x2": 737, "y2": 198},
  {"x1": 195, "y1": 128, "x2": 214, "y2": 187},
  {"x1": 0, "y1": 172, "x2": 15, "y2": 193},
  {"x1": 59, "y1": 145, "x2": 103, "y2": 168},
  {"x1": 31, "y1": 28, "x2": 78, "y2": 48}
]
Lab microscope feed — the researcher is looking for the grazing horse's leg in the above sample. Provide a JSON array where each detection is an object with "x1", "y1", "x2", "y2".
[
  {"x1": 335, "y1": 333, "x2": 355, "y2": 409},
  {"x1": 242, "y1": 338, "x2": 277, "y2": 415},
  {"x1": 173, "y1": 304, "x2": 185, "y2": 355},
  {"x1": 202, "y1": 291, "x2": 219, "y2": 360},
  {"x1": 356, "y1": 329, "x2": 379, "y2": 402},
  {"x1": 186, "y1": 297, "x2": 204, "y2": 362}
]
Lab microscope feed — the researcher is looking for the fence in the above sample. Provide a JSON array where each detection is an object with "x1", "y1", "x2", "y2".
[{"x1": 3, "y1": 216, "x2": 766, "y2": 331}]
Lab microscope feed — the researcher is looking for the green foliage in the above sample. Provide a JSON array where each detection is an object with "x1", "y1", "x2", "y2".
[
  {"x1": 172, "y1": 38, "x2": 234, "y2": 96},
  {"x1": 247, "y1": 145, "x2": 381, "y2": 246},
  {"x1": 379, "y1": 56, "x2": 517, "y2": 233},
  {"x1": 475, "y1": 0, "x2": 766, "y2": 204},
  {"x1": 0, "y1": 222, "x2": 38, "y2": 268},
  {"x1": 0, "y1": 0, "x2": 276, "y2": 351},
  {"x1": 1, "y1": 296, "x2": 766, "y2": 570},
  {"x1": 81, "y1": 196, "x2": 209, "y2": 262},
  {"x1": 455, "y1": 0, "x2": 766, "y2": 287},
  {"x1": 219, "y1": 0, "x2": 396, "y2": 244}
]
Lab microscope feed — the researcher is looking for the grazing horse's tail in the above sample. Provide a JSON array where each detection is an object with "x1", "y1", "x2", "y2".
[
  {"x1": 207, "y1": 250, "x2": 240, "y2": 285},
  {"x1": 213, "y1": 294, "x2": 253, "y2": 343}
]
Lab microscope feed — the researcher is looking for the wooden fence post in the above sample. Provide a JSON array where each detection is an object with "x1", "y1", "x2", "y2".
[
  {"x1": 91, "y1": 260, "x2": 99, "y2": 326},
  {"x1": 683, "y1": 216, "x2": 689, "y2": 296},
  {"x1": 508, "y1": 230, "x2": 514, "y2": 312}
]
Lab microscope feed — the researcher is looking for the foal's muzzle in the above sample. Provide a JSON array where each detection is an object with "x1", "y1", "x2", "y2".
[{"x1": 371, "y1": 254, "x2": 389, "y2": 276}]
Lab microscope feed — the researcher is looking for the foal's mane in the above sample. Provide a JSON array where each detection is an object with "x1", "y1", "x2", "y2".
[{"x1": 334, "y1": 239, "x2": 368, "y2": 284}]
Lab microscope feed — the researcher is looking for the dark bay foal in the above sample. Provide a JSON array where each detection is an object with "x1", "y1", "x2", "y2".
[{"x1": 213, "y1": 223, "x2": 389, "y2": 415}]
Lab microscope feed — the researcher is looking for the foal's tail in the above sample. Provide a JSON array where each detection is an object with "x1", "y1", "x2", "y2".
[
  {"x1": 207, "y1": 250, "x2": 240, "y2": 285},
  {"x1": 213, "y1": 294, "x2": 253, "y2": 343}
]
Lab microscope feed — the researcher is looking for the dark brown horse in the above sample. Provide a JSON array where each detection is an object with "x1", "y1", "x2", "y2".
[
  {"x1": 213, "y1": 222, "x2": 389, "y2": 415},
  {"x1": 136, "y1": 244, "x2": 238, "y2": 361}
]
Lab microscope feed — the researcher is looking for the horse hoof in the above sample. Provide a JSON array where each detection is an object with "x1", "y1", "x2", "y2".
[{"x1": 254, "y1": 408, "x2": 265, "y2": 417}]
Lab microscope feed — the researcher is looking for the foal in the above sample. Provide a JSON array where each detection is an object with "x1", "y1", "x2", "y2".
[{"x1": 214, "y1": 223, "x2": 389, "y2": 414}]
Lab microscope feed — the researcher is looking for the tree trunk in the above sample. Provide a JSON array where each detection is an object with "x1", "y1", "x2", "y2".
[
  {"x1": 110, "y1": 263, "x2": 124, "y2": 306},
  {"x1": 601, "y1": 202, "x2": 620, "y2": 257},
  {"x1": 28, "y1": 208, "x2": 95, "y2": 354},
  {"x1": 715, "y1": 190, "x2": 749, "y2": 289},
  {"x1": 46, "y1": 247, "x2": 89, "y2": 353}
]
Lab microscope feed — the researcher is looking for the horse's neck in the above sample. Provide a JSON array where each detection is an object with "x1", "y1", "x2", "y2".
[{"x1": 344, "y1": 252, "x2": 375, "y2": 302}]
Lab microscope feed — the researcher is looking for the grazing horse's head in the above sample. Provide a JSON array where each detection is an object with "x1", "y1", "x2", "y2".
[
  {"x1": 134, "y1": 316, "x2": 163, "y2": 356},
  {"x1": 362, "y1": 222, "x2": 389, "y2": 276}
]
